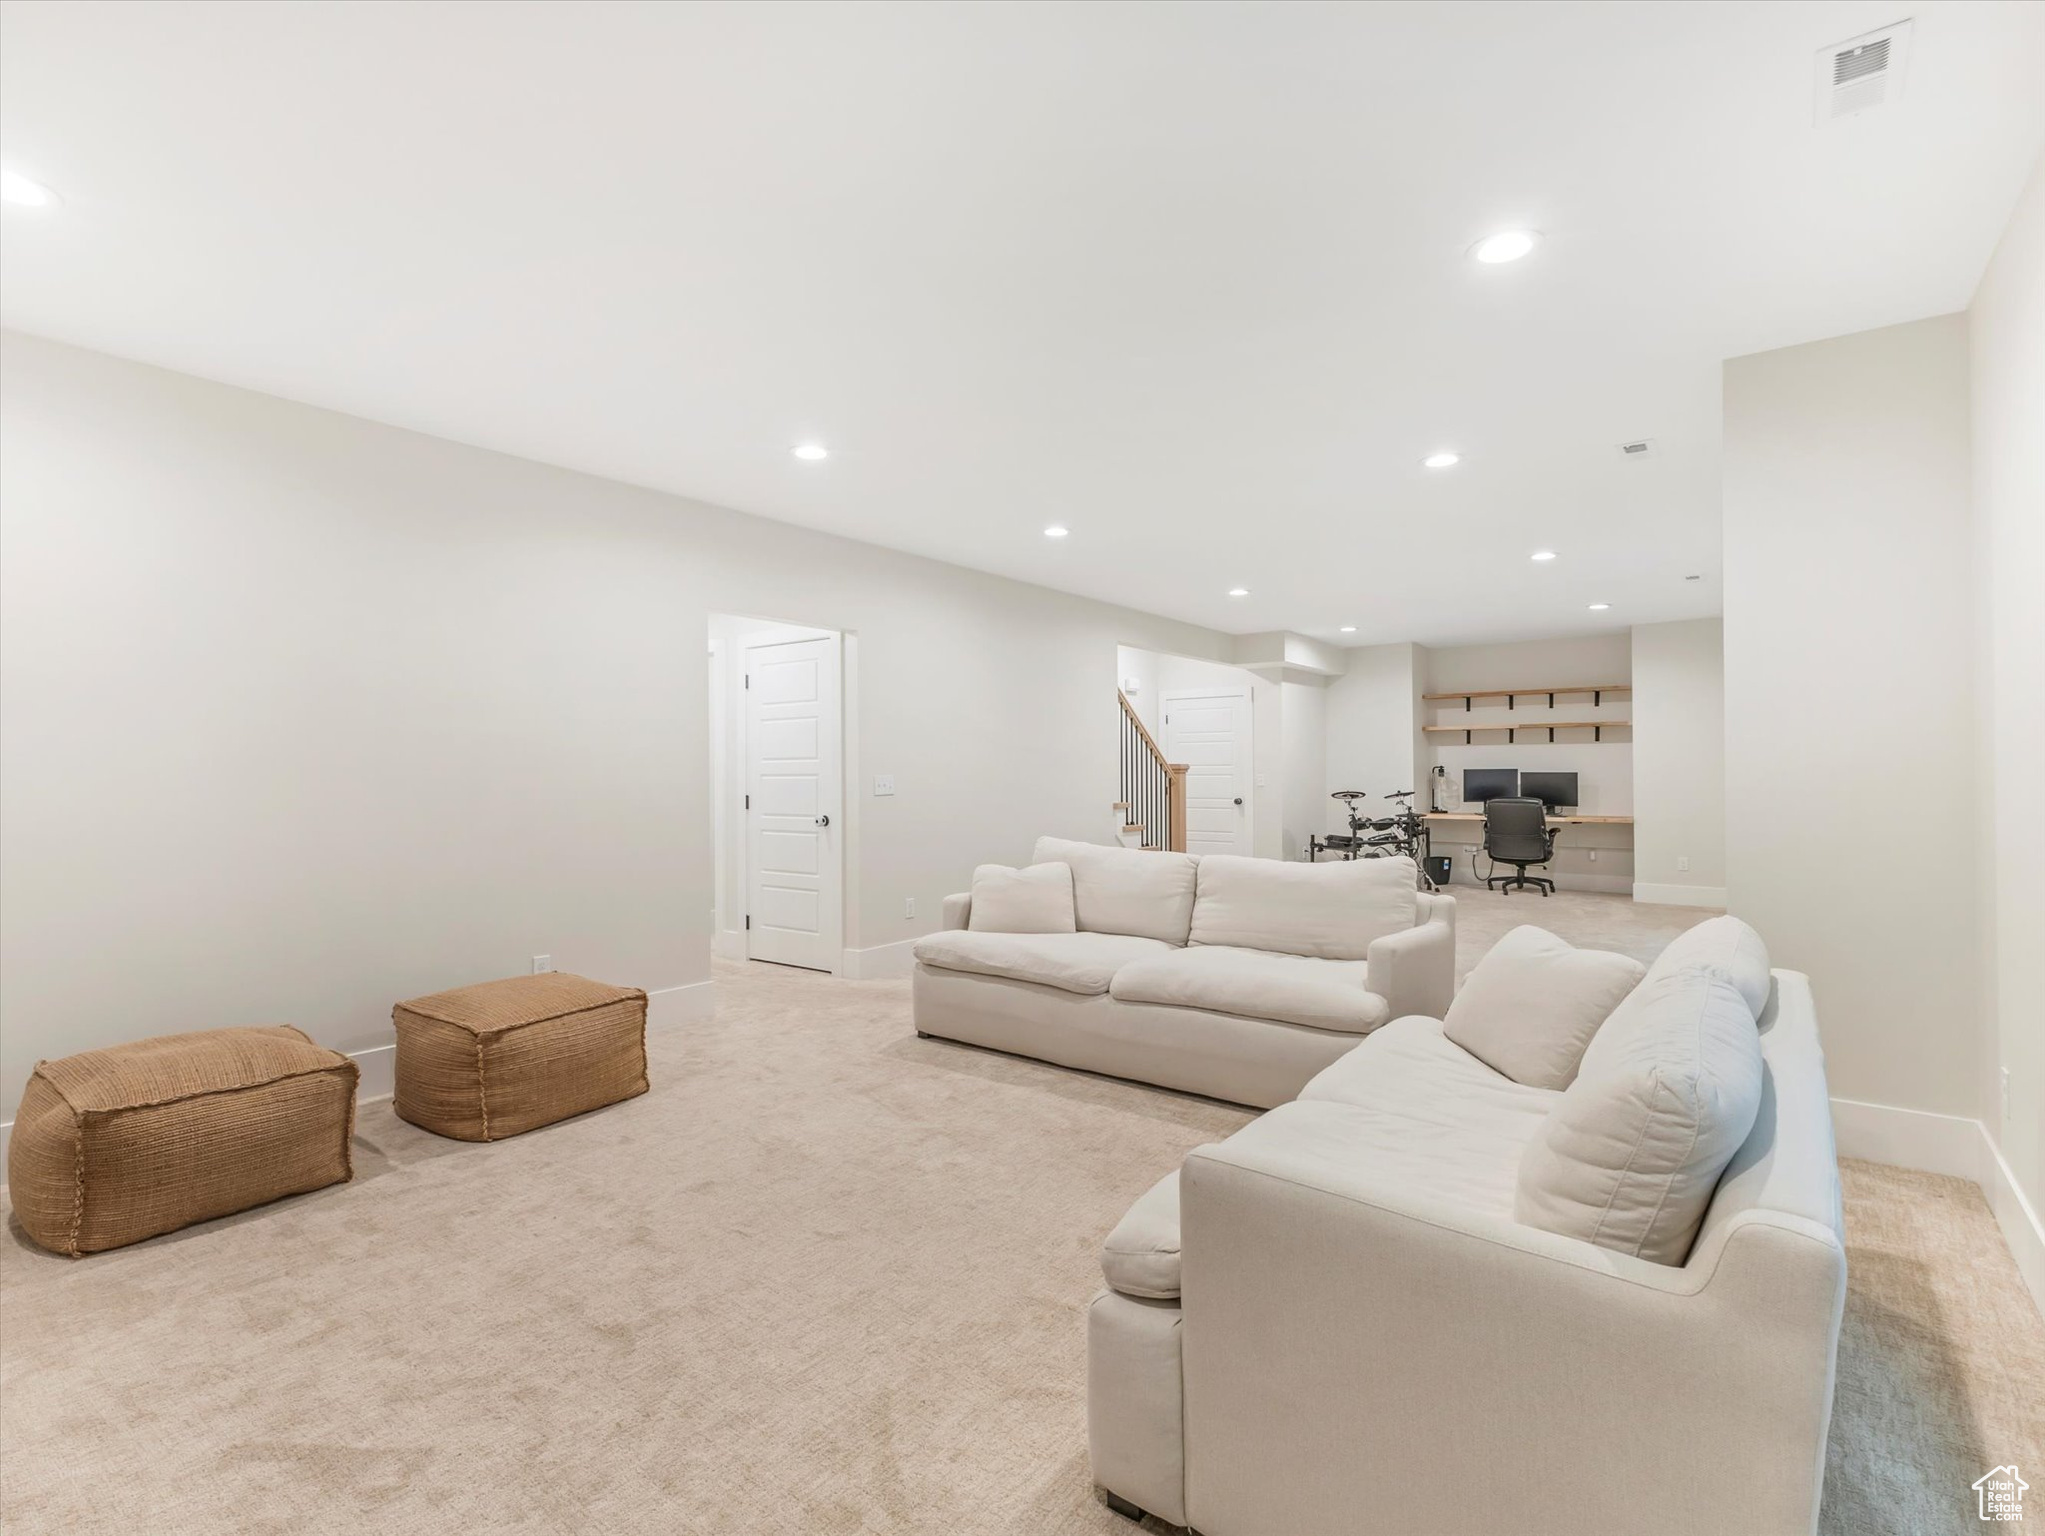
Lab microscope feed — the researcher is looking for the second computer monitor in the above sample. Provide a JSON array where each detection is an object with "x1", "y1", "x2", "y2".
[
  {"x1": 1462, "y1": 768, "x2": 1519, "y2": 804},
  {"x1": 1521, "y1": 770, "x2": 1580, "y2": 811}
]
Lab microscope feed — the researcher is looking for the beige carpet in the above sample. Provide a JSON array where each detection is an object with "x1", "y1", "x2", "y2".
[{"x1": 3, "y1": 897, "x2": 2039, "y2": 1535}]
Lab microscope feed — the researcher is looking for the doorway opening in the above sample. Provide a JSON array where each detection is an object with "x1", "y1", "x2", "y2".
[
  {"x1": 1116, "y1": 645, "x2": 1264, "y2": 858},
  {"x1": 710, "y1": 615, "x2": 846, "y2": 973}
]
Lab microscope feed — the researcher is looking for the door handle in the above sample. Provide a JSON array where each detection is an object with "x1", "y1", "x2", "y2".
[
  {"x1": 1233, "y1": 798, "x2": 1243, "y2": 806},
  {"x1": 815, "y1": 814, "x2": 831, "y2": 827}
]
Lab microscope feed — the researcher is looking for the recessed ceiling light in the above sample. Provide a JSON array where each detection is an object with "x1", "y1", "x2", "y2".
[
  {"x1": 1471, "y1": 229, "x2": 1540, "y2": 264},
  {"x1": 1588, "y1": 603, "x2": 1611, "y2": 611},
  {"x1": 1043, "y1": 525, "x2": 1068, "y2": 539},
  {"x1": 1422, "y1": 451, "x2": 1461, "y2": 470},
  {"x1": 0, "y1": 169, "x2": 58, "y2": 208},
  {"x1": 792, "y1": 443, "x2": 828, "y2": 462},
  {"x1": 1339, "y1": 626, "x2": 1357, "y2": 633},
  {"x1": 1530, "y1": 550, "x2": 1558, "y2": 562},
  {"x1": 1227, "y1": 588, "x2": 1250, "y2": 598}
]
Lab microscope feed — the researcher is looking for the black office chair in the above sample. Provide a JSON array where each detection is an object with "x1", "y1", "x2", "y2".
[{"x1": 1482, "y1": 796, "x2": 1558, "y2": 896}]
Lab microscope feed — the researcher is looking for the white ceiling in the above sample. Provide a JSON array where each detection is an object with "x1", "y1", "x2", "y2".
[{"x1": 3, "y1": 1, "x2": 2039, "y2": 645}]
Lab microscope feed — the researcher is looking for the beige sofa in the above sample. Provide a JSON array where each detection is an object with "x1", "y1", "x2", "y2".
[
  {"x1": 911, "y1": 837, "x2": 1456, "y2": 1109},
  {"x1": 1087, "y1": 915, "x2": 1846, "y2": 1535}
]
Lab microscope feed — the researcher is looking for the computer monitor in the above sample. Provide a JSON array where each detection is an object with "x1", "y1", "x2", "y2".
[
  {"x1": 1521, "y1": 771, "x2": 1579, "y2": 811},
  {"x1": 1462, "y1": 768, "x2": 1519, "y2": 805}
]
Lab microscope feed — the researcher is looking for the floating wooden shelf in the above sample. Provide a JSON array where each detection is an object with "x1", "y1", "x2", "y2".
[
  {"x1": 1424, "y1": 683, "x2": 1631, "y2": 708},
  {"x1": 1424, "y1": 719, "x2": 1630, "y2": 743}
]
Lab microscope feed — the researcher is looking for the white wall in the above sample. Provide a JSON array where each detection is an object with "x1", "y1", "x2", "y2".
[
  {"x1": 1970, "y1": 154, "x2": 2045, "y2": 1236},
  {"x1": 0, "y1": 333, "x2": 1232, "y2": 1113},
  {"x1": 1279, "y1": 678, "x2": 1328, "y2": 861},
  {"x1": 1630, "y1": 618, "x2": 1726, "y2": 905},
  {"x1": 1723, "y1": 313, "x2": 1982, "y2": 1123},
  {"x1": 1324, "y1": 642, "x2": 1424, "y2": 830}
]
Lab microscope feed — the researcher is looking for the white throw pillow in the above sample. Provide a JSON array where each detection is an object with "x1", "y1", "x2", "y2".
[
  {"x1": 1444, "y1": 926, "x2": 1646, "y2": 1090},
  {"x1": 1515, "y1": 964, "x2": 1763, "y2": 1266},
  {"x1": 967, "y1": 862, "x2": 1076, "y2": 934},
  {"x1": 1032, "y1": 836, "x2": 1198, "y2": 946},
  {"x1": 1188, "y1": 854, "x2": 1418, "y2": 961},
  {"x1": 1580, "y1": 914, "x2": 1771, "y2": 1081}
]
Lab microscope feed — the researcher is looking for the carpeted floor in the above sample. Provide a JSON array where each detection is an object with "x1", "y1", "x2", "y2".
[{"x1": 3, "y1": 894, "x2": 2039, "y2": 1535}]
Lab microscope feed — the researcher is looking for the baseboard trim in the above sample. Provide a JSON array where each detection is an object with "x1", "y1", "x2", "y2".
[
  {"x1": 647, "y1": 979, "x2": 717, "y2": 1026},
  {"x1": 841, "y1": 938, "x2": 920, "y2": 981},
  {"x1": 711, "y1": 929, "x2": 747, "y2": 962},
  {"x1": 1632, "y1": 882, "x2": 1727, "y2": 908},
  {"x1": 1829, "y1": 1096, "x2": 1986, "y2": 1180},
  {"x1": 350, "y1": 1043, "x2": 396, "y2": 1105},
  {"x1": 1831, "y1": 1095, "x2": 2045, "y2": 1317}
]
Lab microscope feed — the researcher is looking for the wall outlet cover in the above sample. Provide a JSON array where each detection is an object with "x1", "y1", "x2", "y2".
[
  {"x1": 531, "y1": 954, "x2": 553, "y2": 974},
  {"x1": 905, "y1": 896, "x2": 917, "y2": 919},
  {"x1": 873, "y1": 775, "x2": 896, "y2": 796}
]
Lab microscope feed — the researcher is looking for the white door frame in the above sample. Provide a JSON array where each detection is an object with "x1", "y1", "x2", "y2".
[
  {"x1": 738, "y1": 625, "x2": 844, "y2": 973},
  {"x1": 710, "y1": 619, "x2": 847, "y2": 973},
  {"x1": 1162, "y1": 685, "x2": 1253, "y2": 856}
]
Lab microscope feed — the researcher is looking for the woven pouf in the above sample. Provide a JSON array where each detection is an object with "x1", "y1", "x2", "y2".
[
  {"x1": 392, "y1": 972, "x2": 648, "y2": 1142},
  {"x1": 7, "y1": 1026, "x2": 358, "y2": 1257}
]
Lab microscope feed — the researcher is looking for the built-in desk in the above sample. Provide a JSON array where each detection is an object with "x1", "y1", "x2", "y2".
[
  {"x1": 1425, "y1": 813, "x2": 1633, "y2": 827},
  {"x1": 1423, "y1": 812, "x2": 1635, "y2": 894}
]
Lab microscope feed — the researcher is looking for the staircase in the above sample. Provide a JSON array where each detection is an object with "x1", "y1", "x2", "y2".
[{"x1": 1118, "y1": 691, "x2": 1190, "y2": 852}]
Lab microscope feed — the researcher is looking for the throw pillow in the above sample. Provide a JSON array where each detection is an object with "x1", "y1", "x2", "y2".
[
  {"x1": 968, "y1": 862, "x2": 1077, "y2": 934},
  {"x1": 1514, "y1": 963, "x2": 1763, "y2": 1266},
  {"x1": 1444, "y1": 925, "x2": 1646, "y2": 1090}
]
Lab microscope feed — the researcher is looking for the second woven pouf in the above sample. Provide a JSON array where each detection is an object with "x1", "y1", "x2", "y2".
[{"x1": 392, "y1": 972, "x2": 649, "y2": 1141}]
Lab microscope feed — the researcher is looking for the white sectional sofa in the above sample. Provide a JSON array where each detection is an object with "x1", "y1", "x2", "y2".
[
  {"x1": 1084, "y1": 913, "x2": 1846, "y2": 1536},
  {"x1": 911, "y1": 837, "x2": 1456, "y2": 1109}
]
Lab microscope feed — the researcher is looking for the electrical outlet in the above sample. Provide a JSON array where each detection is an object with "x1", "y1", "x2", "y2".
[
  {"x1": 873, "y1": 775, "x2": 896, "y2": 797},
  {"x1": 2002, "y1": 1066, "x2": 2013, "y2": 1126},
  {"x1": 1589, "y1": 849, "x2": 1597, "y2": 862},
  {"x1": 1678, "y1": 855, "x2": 1691, "y2": 873},
  {"x1": 905, "y1": 896, "x2": 917, "y2": 920},
  {"x1": 531, "y1": 954, "x2": 552, "y2": 974}
]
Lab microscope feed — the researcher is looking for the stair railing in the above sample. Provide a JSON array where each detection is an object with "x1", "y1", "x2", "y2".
[{"x1": 1118, "y1": 691, "x2": 1190, "y2": 853}]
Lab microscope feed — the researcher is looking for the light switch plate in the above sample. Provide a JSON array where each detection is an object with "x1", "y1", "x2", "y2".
[
  {"x1": 531, "y1": 954, "x2": 553, "y2": 974},
  {"x1": 873, "y1": 775, "x2": 896, "y2": 797}
]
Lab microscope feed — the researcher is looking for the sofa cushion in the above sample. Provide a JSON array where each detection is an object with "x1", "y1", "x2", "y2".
[
  {"x1": 1443, "y1": 926, "x2": 1647, "y2": 1090},
  {"x1": 1647, "y1": 914, "x2": 1771, "y2": 1013},
  {"x1": 1101, "y1": 1170, "x2": 1183, "y2": 1299},
  {"x1": 1109, "y1": 946, "x2": 1390, "y2": 1034},
  {"x1": 911, "y1": 930, "x2": 1171, "y2": 996},
  {"x1": 1296, "y1": 1016, "x2": 1562, "y2": 1210},
  {"x1": 967, "y1": 862, "x2": 1076, "y2": 934},
  {"x1": 1227, "y1": 1022, "x2": 1546, "y2": 1227},
  {"x1": 1034, "y1": 836, "x2": 1199, "y2": 946},
  {"x1": 1188, "y1": 854, "x2": 1417, "y2": 961},
  {"x1": 1578, "y1": 914, "x2": 1771, "y2": 1082},
  {"x1": 1516, "y1": 965, "x2": 1764, "y2": 1265}
]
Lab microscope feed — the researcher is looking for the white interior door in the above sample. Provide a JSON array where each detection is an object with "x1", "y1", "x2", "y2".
[
  {"x1": 1163, "y1": 688, "x2": 1251, "y2": 856},
  {"x1": 744, "y1": 633, "x2": 842, "y2": 971}
]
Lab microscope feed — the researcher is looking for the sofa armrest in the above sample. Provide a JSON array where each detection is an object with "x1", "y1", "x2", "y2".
[
  {"x1": 941, "y1": 892, "x2": 971, "y2": 931},
  {"x1": 1363, "y1": 901, "x2": 1454, "y2": 1019},
  {"x1": 1178, "y1": 1136, "x2": 1844, "y2": 1536}
]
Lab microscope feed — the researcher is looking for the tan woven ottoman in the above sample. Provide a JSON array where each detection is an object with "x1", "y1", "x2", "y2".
[
  {"x1": 392, "y1": 972, "x2": 648, "y2": 1141},
  {"x1": 7, "y1": 1026, "x2": 358, "y2": 1257}
]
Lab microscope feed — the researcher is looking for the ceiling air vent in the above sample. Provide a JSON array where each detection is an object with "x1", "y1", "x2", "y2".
[
  {"x1": 1616, "y1": 438, "x2": 1659, "y2": 459},
  {"x1": 1815, "y1": 20, "x2": 1912, "y2": 125}
]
